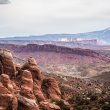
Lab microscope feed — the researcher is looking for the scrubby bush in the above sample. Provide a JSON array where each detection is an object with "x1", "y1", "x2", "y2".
[
  {"x1": 102, "y1": 104, "x2": 110, "y2": 110},
  {"x1": 90, "y1": 95, "x2": 98, "y2": 101},
  {"x1": 53, "y1": 100, "x2": 70, "y2": 110}
]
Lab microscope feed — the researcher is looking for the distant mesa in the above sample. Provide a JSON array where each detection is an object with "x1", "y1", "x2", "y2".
[
  {"x1": 0, "y1": 28, "x2": 110, "y2": 44},
  {"x1": 0, "y1": 43, "x2": 109, "y2": 65}
]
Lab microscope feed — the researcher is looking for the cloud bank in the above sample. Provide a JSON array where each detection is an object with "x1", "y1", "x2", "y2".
[
  {"x1": 0, "y1": 0, "x2": 110, "y2": 37},
  {"x1": 0, "y1": 0, "x2": 10, "y2": 4}
]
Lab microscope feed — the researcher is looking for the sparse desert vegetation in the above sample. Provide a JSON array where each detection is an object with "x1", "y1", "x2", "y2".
[
  {"x1": 45, "y1": 73, "x2": 110, "y2": 110},
  {"x1": 0, "y1": 44, "x2": 110, "y2": 110}
]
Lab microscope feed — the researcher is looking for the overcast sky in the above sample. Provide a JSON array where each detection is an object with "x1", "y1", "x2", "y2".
[{"x1": 0, "y1": 0, "x2": 110, "y2": 37}]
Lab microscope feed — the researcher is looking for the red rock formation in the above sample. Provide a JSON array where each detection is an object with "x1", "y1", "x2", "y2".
[
  {"x1": 18, "y1": 70, "x2": 39, "y2": 110},
  {"x1": 0, "y1": 49, "x2": 73, "y2": 110},
  {"x1": 21, "y1": 57, "x2": 44, "y2": 80},
  {"x1": 0, "y1": 49, "x2": 16, "y2": 77},
  {"x1": 0, "y1": 78, "x2": 18, "y2": 110},
  {"x1": 0, "y1": 82, "x2": 13, "y2": 110},
  {"x1": 33, "y1": 79, "x2": 45, "y2": 102},
  {"x1": 0, "y1": 74, "x2": 14, "y2": 92}
]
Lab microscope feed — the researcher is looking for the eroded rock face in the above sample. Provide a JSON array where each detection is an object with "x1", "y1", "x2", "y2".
[
  {"x1": 0, "y1": 49, "x2": 73, "y2": 110},
  {"x1": 21, "y1": 57, "x2": 44, "y2": 80},
  {"x1": 33, "y1": 79, "x2": 45, "y2": 102},
  {"x1": 0, "y1": 82, "x2": 13, "y2": 109},
  {"x1": 0, "y1": 74, "x2": 14, "y2": 92},
  {"x1": 0, "y1": 49, "x2": 16, "y2": 77},
  {"x1": 18, "y1": 70, "x2": 39, "y2": 110},
  {"x1": 0, "y1": 77, "x2": 18, "y2": 110}
]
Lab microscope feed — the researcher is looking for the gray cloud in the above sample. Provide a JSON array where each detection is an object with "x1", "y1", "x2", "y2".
[
  {"x1": 0, "y1": 0, "x2": 110, "y2": 37},
  {"x1": 0, "y1": 0, "x2": 10, "y2": 4}
]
